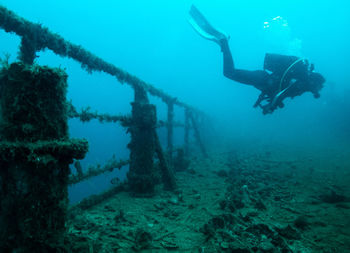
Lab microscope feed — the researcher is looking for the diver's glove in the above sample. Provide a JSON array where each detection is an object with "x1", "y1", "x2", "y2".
[
  {"x1": 260, "y1": 101, "x2": 279, "y2": 115},
  {"x1": 313, "y1": 91, "x2": 321, "y2": 98}
]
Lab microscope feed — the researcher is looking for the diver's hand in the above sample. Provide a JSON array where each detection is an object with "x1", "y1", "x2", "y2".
[
  {"x1": 313, "y1": 91, "x2": 320, "y2": 98},
  {"x1": 261, "y1": 102, "x2": 277, "y2": 115},
  {"x1": 262, "y1": 106, "x2": 273, "y2": 115}
]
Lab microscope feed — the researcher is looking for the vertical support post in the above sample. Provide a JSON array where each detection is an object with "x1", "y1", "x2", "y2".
[
  {"x1": 189, "y1": 111, "x2": 208, "y2": 158},
  {"x1": 154, "y1": 131, "x2": 176, "y2": 191},
  {"x1": 127, "y1": 84, "x2": 157, "y2": 194},
  {"x1": 0, "y1": 62, "x2": 87, "y2": 251},
  {"x1": 19, "y1": 36, "x2": 37, "y2": 65},
  {"x1": 184, "y1": 108, "x2": 190, "y2": 156},
  {"x1": 167, "y1": 101, "x2": 174, "y2": 160}
]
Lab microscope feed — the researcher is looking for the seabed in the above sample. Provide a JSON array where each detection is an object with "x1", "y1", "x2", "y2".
[{"x1": 67, "y1": 144, "x2": 350, "y2": 252}]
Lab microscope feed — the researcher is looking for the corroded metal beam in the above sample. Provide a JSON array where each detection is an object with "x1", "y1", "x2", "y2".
[{"x1": 0, "y1": 5, "x2": 202, "y2": 114}]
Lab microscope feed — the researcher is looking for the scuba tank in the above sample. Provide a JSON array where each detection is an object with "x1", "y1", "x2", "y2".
[
  {"x1": 254, "y1": 54, "x2": 312, "y2": 114},
  {"x1": 264, "y1": 53, "x2": 308, "y2": 78}
]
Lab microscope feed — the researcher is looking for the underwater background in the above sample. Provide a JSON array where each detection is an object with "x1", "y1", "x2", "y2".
[{"x1": 0, "y1": 0, "x2": 349, "y2": 206}]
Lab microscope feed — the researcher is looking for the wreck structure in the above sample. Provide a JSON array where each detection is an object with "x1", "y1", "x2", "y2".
[{"x1": 0, "y1": 5, "x2": 208, "y2": 251}]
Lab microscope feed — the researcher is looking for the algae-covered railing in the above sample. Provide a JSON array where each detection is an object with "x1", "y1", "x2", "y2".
[
  {"x1": 0, "y1": 4, "x2": 207, "y2": 156},
  {"x1": 0, "y1": 6, "x2": 199, "y2": 110},
  {"x1": 0, "y1": 5, "x2": 209, "y2": 251}
]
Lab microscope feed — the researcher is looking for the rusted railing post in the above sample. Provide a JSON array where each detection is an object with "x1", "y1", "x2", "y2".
[
  {"x1": 0, "y1": 62, "x2": 88, "y2": 251},
  {"x1": 18, "y1": 35, "x2": 37, "y2": 64},
  {"x1": 127, "y1": 85, "x2": 157, "y2": 194},
  {"x1": 167, "y1": 101, "x2": 174, "y2": 160},
  {"x1": 154, "y1": 131, "x2": 176, "y2": 190},
  {"x1": 184, "y1": 108, "x2": 190, "y2": 156},
  {"x1": 189, "y1": 111, "x2": 208, "y2": 158}
]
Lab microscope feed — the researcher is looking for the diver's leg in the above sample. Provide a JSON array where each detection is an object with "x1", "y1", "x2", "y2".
[
  {"x1": 220, "y1": 39, "x2": 235, "y2": 79},
  {"x1": 231, "y1": 70, "x2": 270, "y2": 90},
  {"x1": 220, "y1": 39, "x2": 269, "y2": 90}
]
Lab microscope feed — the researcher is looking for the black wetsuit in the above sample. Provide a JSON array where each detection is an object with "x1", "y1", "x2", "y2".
[{"x1": 220, "y1": 39, "x2": 322, "y2": 114}]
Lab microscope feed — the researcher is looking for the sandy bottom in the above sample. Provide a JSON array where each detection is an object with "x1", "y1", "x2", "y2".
[{"x1": 68, "y1": 144, "x2": 350, "y2": 252}]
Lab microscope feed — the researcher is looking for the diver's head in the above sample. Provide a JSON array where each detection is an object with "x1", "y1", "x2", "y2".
[{"x1": 309, "y1": 72, "x2": 325, "y2": 98}]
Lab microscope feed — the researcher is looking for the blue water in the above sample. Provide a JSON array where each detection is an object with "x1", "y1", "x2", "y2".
[{"x1": 0, "y1": 0, "x2": 349, "y2": 203}]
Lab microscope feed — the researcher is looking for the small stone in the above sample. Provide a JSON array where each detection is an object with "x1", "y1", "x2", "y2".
[
  {"x1": 277, "y1": 224, "x2": 301, "y2": 240},
  {"x1": 168, "y1": 197, "x2": 179, "y2": 205},
  {"x1": 259, "y1": 240, "x2": 274, "y2": 252},
  {"x1": 216, "y1": 169, "x2": 228, "y2": 177},
  {"x1": 194, "y1": 193, "x2": 201, "y2": 200},
  {"x1": 188, "y1": 204, "x2": 195, "y2": 209},
  {"x1": 188, "y1": 169, "x2": 196, "y2": 174},
  {"x1": 154, "y1": 203, "x2": 164, "y2": 210},
  {"x1": 161, "y1": 241, "x2": 178, "y2": 249},
  {"x1": 220, "y1": 241, "x2": 229, "y2": 249},
  {"x1": 294, "y1": 216, "x2": 309, "y2": 230}
]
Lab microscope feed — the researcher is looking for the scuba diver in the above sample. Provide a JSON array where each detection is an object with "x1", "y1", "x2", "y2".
[{"x1": 188, "y1": 5, "x2": 325, "y2": 115}]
